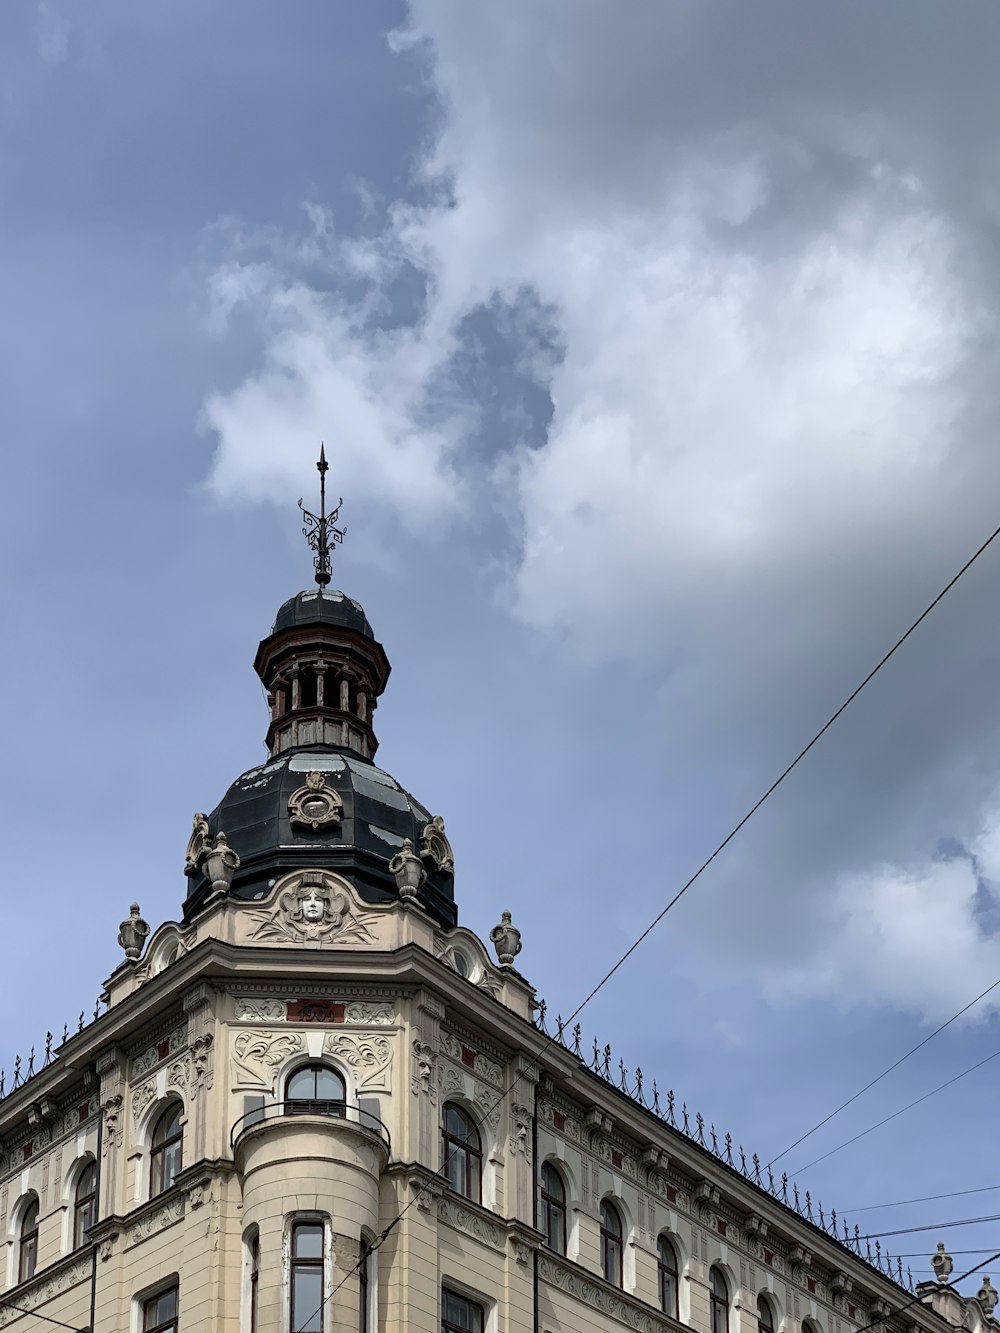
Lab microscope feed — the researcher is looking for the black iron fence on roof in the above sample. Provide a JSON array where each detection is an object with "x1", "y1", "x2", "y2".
[
  {"x1": 0, "y1": 1000, "x2": 105, "y2": 1102},
  {"x1": 533, "y1": 998, "x2": 914, "y2": 1294}
]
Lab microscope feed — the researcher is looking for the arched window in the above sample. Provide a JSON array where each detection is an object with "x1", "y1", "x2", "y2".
[
  {"x1": 143, "y1": 1286, "x2": 179, "y2": 1332},
  {"x1": 286, "y1": 1063, "x2": 347, "y2": 1115},
  {"x1": 600, "y1": 1199, "x2": 623, "y2": 1287},
  {"x1": 73, "y1": 1161, "x2": 97, "y2": 1248},
  {"x1": 540, "y1": 1162, "x2": 566, "y2": 1253},
  {"x1": 758, "y1": 1294, "x2": 776, "y2": 1333},
  {"x1": 441, "y1": 1104, "x2": 482, "y2": 1202},
  {"x1": 149, "y1": 1104, "x2": 183, "y2": 1197},
  {"x1": 18, "y1": 1198, "x2": 39, "y2": 1283},
  {"x1": 710, "y1": 1268, "x2": 730, "y2": 1333},
  {"x1": 658, "y1": 1234, "x2": 679, "y2": 1318}
]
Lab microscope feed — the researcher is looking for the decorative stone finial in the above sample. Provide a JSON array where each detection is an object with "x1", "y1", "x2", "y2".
[
  {"x1": 978, "y1": 1278, "x2": 998, "y2": 1315},
  {"x1": 203, "y1": 832, "x2": 240, "y2": 896},
  {"x1": 117, "y1": 903, "x2": 150, "y2": 962},
  {"x1": 932, "y1": 1242, "x2": 954, "y2": 1285},
  {"x1": 489, "y1": 910, "x2": 522, "y2": 966},
  {"x1": 389, "y1": 838, "x2": 426, "y2": 901}
]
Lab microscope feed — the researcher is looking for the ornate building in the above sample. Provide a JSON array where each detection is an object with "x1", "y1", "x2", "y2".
[{"x1": 0, "y1": 461, "x2": 997, "y2": 1333}]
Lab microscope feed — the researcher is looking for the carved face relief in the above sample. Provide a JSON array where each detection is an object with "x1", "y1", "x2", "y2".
[
  {"x1": 300, "y1": 889, "x2": 325, "y2": 922},
  {"x1": 246, "y1": 871, "x2": 379, "y2": 946}
]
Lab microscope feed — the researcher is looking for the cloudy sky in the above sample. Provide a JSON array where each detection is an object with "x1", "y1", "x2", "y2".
[{"x1": 5, "y1": 0, "x2": 1000, "y2": 1288}]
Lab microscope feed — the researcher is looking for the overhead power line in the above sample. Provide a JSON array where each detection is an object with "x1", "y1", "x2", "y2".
[
  {"x1": 847, "y1": 1185, "x2": 1000, "y2": 1214},
  {"x1": 768, "y1": 974, "x2": 1000, "y2": 1169},
  {"x1": 0, "y1": 1295, "x2": 89, "y2": 1330},
  {"x1": 859, "y1": 1214, "x2": 1000, "y2": 1242},
  {"x1": 788, "y1": 1045, "x2": 1000, "y2": 1176},
  {"x1": 299, "y1": 518, "x2": 1000, "y2": 1330}
]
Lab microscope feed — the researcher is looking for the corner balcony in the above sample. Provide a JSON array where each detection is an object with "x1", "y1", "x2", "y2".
[{"x1": 232, "y1": 1099, "x2": 392, "y2": 1216}]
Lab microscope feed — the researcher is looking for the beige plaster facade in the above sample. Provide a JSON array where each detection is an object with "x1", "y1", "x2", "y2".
[{"x1": 0, "y1": 866, "x2": 996, "y2": 1333}]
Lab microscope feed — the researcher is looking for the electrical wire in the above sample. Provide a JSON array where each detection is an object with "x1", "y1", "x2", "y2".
[
  {"x1": 846, "y1": 1186, "x2": 1000, "y2": 1214},
  {"x1": 298, "y1": 517, "x2": 1000, "y2": 1332},
  {"x1": 788, "y1": 1045, "x2": 1000, "y2": 1176},
  {"x1": 858, "y1": 1214, "x2": 1000, "y2": 1241},
  {"x1": 768, "y1": 974, "x2": 1000, "y2": 1169},
  {"x1": 0, "y1": 1297, "x2": 89, "y2": 1330}
]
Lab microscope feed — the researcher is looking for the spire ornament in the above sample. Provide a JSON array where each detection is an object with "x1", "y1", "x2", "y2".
[{"x1": 298, "y1": 444, "x2": 346, "y2": 588}]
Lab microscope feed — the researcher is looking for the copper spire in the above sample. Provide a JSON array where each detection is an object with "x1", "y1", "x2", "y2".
[{"x1": 298, "y1": 444, "x2": 346, "y2": 587}]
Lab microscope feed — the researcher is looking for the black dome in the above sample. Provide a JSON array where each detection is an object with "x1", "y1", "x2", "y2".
[
  {"x1": 184, "y1": 748, "x2": 456, "y2": 927},
  {"x1": 271, "y1": 589, "x2": 374, "y2": 639}
]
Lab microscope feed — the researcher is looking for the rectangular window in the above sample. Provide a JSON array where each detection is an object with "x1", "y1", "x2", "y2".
[
  {"x1": 249, "y1": 1232, "x2": 260, "y2": 1333},
  {"x1": 143, "y1": 1286, "x2": 179, "y2": 1333},
  {"x1": 290, "y1": 1222, "x2": 325, "y2": 1333},
  {"x1": 442, "y1": 1289, "x2": 484, "y2": 1333}
]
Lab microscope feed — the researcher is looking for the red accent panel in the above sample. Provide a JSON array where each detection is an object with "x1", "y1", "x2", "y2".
[
  {"x1": 612, "y1": 1150, "x2": 623, "y2": 1169},
  {"x1": 717, "y1": 1219, "x2": 727, "y2": 1237},
  {"x1": 78, "y1": 1101, "x2": 90, "y2": 1124},
  {"x1": 288, "y1": 999, "x2": 345, "y2": 1023},
  {"x1": 553, "y1": 1111, "x2": 566, "y2": 1132},
  {"x1": 157, "y1": 1040, "x2": 169, "y2": 1060},
  {"x1": 808, "y1": 1279, "x2": 816, "y2": 1295},
  {"x1": 764, "y1": 1250, "x2": 773, "y2": 1266},
  {"x1": 461, "y1": 1046, "x2": 476, "y2": 1069},
  {"x1": 22, "y1": 1142, "x2": 32, "y2": 1159},
  {"x1": 848, "y1": 1305, "x2": 856, "y2": 1319},
  {"x1": 667, "y1": 1186, "x2": 677, "y2": 1204}
]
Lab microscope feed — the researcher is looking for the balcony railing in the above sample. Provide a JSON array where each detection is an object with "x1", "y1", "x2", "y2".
[{"x1": 230, "y1": 1099, "x2": 392, "y2": 1158}]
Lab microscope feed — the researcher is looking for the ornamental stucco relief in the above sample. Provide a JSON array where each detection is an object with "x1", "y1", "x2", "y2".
[
  {"x1": 437, "y1": 1196, "x2": 504, "y2": 1251},
  {"x1": 231, "y1": 1030, "x2": 304, "y2": 1089},
  {"x1": 537, "y1": 1254, "x2": 672, "y2": 1333},
  {"x1": 124, "y1": 1195, "x2": 185, "y2": 1249},
  {"x1": 440, "y1": 1033, "x2": 504, "y2": 1088},
  {"x1": 246, "y1": 871, "x2": 379, "y2": 946},
  {"x1": 0, "y1": 1257, "x2": 91, "y2": 1329},
  {"x1": 323, "y1": 1032, "x2": 393, "y2": 1092},
  {"x1": 410, "y1": 1040, "x2": 436, "y2": 1100},
  {"x1": 131, "y1": 1080, "x2": 156, "y2": 1126},
  {"x1": 235, "y1": 998, "x2": 287, "y2": 1022},
  {"x1": 131, "y1": 1025, "x2": 187, "y2": 1080}
]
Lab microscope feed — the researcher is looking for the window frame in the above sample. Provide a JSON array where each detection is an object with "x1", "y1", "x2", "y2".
[
  {"x1": 142, "y1": 1285, "x2": 179, "y2": 1333},
  {"x1": 441, "y1": 1287, "x2": 485, "y2": 1333},
  {"x1": 289, "y1": 1219, "x2": 325, "y2": 1333},
  {"x1": 18, "y1": 1197, "x2": 39, "y2": 1284},
  {"x1": 73, "y1": 1160, "x2": 97, "y2": 1249},
  {"x1": 540, "y1": 1162, "x2": 567, "y2": 1254},
  {"x1": 249, "y1": 1230, "x2": 260, "y2": 1333},
  {"x1": 658, "y1": 1234, "x2": 679, "y2": 1318},
  {"x1": 285, "y1": 1062, "x2": 348, "y2": 1117},
  {"x1": 441, "y1": 1103, "x2": 483, "y2": 1204},
  {"x1": 710, "y1": 1267, "x2": 730, "y2": 1333},
  {"x1": 599, "y1": 1198, "x2": 623, "y2": 1288},
  {"x1": 757, "y1": 1294, "x2": 776, "y2": 1333},
  {"x1": 149, "y1": 1103, "x2": 184, "y2": 1198}
]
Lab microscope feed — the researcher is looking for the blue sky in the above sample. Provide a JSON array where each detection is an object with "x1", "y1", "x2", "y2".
[{"x1": 5, "y1": 0, "x2": 1000, "y2": 1287}]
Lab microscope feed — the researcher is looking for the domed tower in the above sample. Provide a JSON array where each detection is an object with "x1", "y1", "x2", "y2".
[{"x1": 182, "y1": 450, "x2": 457, "y2": 927}]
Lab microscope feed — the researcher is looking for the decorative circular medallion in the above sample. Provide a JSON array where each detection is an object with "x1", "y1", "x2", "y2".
[{"x1": 288, "y1": 771, "x2": 343, "y2": 831}]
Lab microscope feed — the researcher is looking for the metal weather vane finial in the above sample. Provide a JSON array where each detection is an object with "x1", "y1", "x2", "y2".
[{"x1": 298, "y1": 444, "x2": 346, "y2": 588}]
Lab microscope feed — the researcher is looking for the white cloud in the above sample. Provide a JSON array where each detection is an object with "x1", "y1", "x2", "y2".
[{"x1": 197, "y1": 3, "x2": 1000, "y2": 1024}]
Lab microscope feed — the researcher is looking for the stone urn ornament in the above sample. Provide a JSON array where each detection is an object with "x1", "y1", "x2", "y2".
[
  {"x1": 389, "y1": 838, "x2": 426, "y2": 901},
  {"x1": 978, "y1": 1278, "x2": 998, "y2": 1315},
  {"x1": 932, "y1": 1242, "x2": 954, "y2": 1284},
  {"x1": 117, "y1": 903, "x2": 150, "y2": 962},
  {"x1": 489, "y1": 910, "x2": 522, "y2": 966},
  {"x1": 203, "y1": 832, "x2": 240, "y2": 896}
]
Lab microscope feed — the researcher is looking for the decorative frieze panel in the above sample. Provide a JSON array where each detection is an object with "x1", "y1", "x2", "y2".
[
  {"x1": 124, "y1": 1194, "x2": 185, "y2": 1249},
  {"x1": 231, "y1": 1031, "x2": 304, "y2": 1089},
  {"x1": 538, "y1": 1254, "x2": 673, "y2": 1333},
  {"x1": 441, "y1": 1033, "x2": 504, "y2": 1088},
  {"x1": 131, "y1": 1025, "x2": 187, "y2": 1080},
  {"x1": 437, "y1": 1196, "x2": 504, "y2": 1251},
  {"x1": 323, "y1": 1032, "x2": 393, "y2": 1093},
  {"x1": 234, "y1": 997, "x2": 395, "y2": 1025},
  {"x1": 131, "y1": 1080, "x2": 156, "y2": 1126},
  {"x1": 0, "y1": 1256, "x2": 91, "y2": 1329},
  {"x1": 538, "y1": 1098, "x2": 581, "y2": 1143}
]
